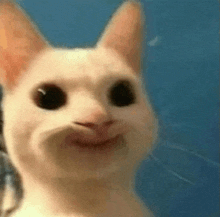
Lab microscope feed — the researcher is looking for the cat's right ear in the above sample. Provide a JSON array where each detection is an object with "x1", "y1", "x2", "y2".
[
  {"x1": 96, "y1": 1, "x2": 144, "y2": 74},
  {"x1": 0, "y1": 0, "x2": 49, "y2": 90}
]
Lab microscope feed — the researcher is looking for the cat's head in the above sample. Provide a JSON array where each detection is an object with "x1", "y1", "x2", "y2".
[{"x1": 0, "y1": 0, "x2": 158, "y2": 181}]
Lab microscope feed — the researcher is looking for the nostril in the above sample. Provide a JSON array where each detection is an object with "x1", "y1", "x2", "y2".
[
  {"x1": 105, "y1": 120, "x2": 114, "y2": 127},
  {"x1": 74, "y1": 122, "x2": 96, "y2": 129}
]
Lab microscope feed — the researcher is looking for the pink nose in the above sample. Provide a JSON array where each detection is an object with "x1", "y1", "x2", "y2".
[
  {"x1": 74, "y1": 120, "x2": 114, "y2": 136},
  {"x1": 73, "y1": 106, "x2": 114, "y2": 136}
]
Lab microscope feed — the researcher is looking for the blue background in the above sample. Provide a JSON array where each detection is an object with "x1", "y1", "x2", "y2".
[{"x1": 2, "y1": 0, "x2": 220, "y2": 216}]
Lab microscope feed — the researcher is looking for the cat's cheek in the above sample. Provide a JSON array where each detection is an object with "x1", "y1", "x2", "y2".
[
  {"x1": 3, "y1": 130, "x2": 37, "y2": 176},
  {"x1": 3, "y1": 111, "x2": 36, "y2": 155},
  {"x1": 120, "y1": 111, "x2": 157, "y2": 162},
  {"x1": 124, "y1": 132, "x2": 150, "y2": 164}
]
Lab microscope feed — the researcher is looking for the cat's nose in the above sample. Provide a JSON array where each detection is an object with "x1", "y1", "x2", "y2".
[
  {"x1": 74, "y1": 120, "x2": 114, "y2": 136},
  {"x1": 73, "y1": 108, "x2": 114, "y2": 135}
]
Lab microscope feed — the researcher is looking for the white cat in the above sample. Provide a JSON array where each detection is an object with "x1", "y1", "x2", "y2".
[{"x1": 0, "y1": 0, "x2": 158, "y2": 216}]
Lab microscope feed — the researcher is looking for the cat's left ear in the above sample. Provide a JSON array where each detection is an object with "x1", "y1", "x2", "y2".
[
  {"x1": 96, "y1": 1, "x2": 144, "y2": 74},
  {"x1": 0, "y1": 0, "x2": 49, "y2": 90}
]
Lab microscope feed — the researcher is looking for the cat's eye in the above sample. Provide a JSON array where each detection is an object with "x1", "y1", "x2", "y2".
[
  {"x1": 109, "y1": 80, "x2": 136, "y2": 107},
  {"x1": 33, "y1": 84, "x2": 67, "y2": 110}
]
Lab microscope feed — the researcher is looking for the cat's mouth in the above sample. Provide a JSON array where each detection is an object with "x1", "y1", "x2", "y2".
[{"x1": 62, "y1": 134, "x2": 124, "y2": 151}]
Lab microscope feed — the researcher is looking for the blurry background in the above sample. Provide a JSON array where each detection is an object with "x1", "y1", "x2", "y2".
[{"x1": 0, "y1": 0, "x2": 219, "y2": 216}]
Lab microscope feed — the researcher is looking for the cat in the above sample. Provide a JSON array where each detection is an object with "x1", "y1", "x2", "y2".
[{"x1": 0, "y1": 0, "x2": 158, "y2": 216}]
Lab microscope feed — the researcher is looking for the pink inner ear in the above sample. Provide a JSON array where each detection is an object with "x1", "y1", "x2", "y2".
[
  {"x1": 0, "y1": 49, "x2": 30, "y2": 88},
  {"x1": 0, "y1": 32, "x2": 46, "y2": 89},
  {"x1": 0, "y1": 1, "x2": 48, "y2": 89},
  {"x1": 97, "y1": 2, "x2": 143, "y2": 73}
]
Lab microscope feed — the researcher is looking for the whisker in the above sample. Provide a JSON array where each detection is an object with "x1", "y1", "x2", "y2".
[
  {"x1": 149, "y1": 154, "x2": 194, "y2": 185},
  {"x1": 169, "y1": 123, "x2": 200, "y2": 130},
  {"x1": 163, "y1": 141, "x2": 220, "y2": 168}
]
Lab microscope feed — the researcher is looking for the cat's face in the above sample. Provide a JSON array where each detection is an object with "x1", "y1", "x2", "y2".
[{"x1": 0, "y1": 1, "x2": 158, "y2": 180}]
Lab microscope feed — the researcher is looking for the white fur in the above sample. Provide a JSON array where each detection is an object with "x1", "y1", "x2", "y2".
[{"x1": 0, "y1": 1, "x2": 158, "y2": 216}]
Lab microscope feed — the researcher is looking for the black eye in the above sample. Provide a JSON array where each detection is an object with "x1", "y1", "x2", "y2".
[
  {"x1": 109, "y1": 80, "x2": 136, "y2": 107},
  {"x1": 33, "y1": 84, "x2": 67, "y2": 110}
]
